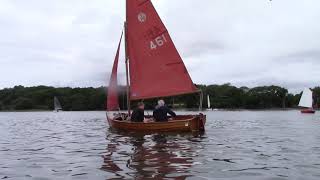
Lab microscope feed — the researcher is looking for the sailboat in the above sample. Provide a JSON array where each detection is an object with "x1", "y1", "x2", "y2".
[
  {"x1": 54, "y1": 96, "x2": 62, "y2": 112},
  {"x1": 106, "y1": 0, "x2": 206, "y2": 133},
  {"x1": 298, "y1": 88, "x2": 315, "y2": 114},
  {"x1": 207, "y1": 95, "x2": 211, "y2": 110}
]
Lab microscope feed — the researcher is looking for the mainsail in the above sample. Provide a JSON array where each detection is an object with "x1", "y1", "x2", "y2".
[
  {"x1": 207, "y1": 95, "x2": 211, "y2": 109},
  {"x1": 298, "y1": 88, "x2": 313, "y2": 108},
  {"x1": 54, "y1": 96, "x2": 62, "y2": 111},
  {"x1": 126, "y1": 0, "x2": 198, "y2": 100},
  {"x1": 107, "y1": 33, "x2": 123, "y2": 111}
]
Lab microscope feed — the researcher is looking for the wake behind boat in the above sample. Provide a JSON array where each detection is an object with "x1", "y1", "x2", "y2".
[{"x1": 106, "y1": 0, "x2": 206, "y2": 133}]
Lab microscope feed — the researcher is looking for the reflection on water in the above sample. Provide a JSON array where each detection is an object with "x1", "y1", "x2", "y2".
[
  {"x1": 101, "y1": 131, "x2": 204, "y2": 179},
  {"x1": 1, "y1": 111, "x2": 320, "y2": 179}
]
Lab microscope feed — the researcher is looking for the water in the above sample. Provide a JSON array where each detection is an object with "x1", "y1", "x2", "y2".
[{"x1": 0, "y1": 111, "x2": 320, "y2": 180}]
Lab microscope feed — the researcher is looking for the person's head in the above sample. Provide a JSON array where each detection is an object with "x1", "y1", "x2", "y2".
[
  {"x1": 158, "y1": 99, "x2": 165, "y2": 107},
  {"x1": 137, "y1": 102, "x2": 145, "y2": 109}
]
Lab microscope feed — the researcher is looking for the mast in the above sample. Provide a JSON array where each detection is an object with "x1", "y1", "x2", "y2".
[
  {"x1": 124, "y1": 22, "x2": 130, "y2": 115},
  {"x1": 124, "y1": 1, "x2": 130, "y2": 115}
]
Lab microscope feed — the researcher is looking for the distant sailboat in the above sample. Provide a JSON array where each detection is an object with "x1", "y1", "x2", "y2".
[
  {"x1": 207, "y1": 95, "x2": 211, "y2": 110},
  {"x1": 54, "y1": 96, "x2": 62, "y2": 112},
  {"x1": 298, "y1": 88, "x2": 315, "y2": 114}
]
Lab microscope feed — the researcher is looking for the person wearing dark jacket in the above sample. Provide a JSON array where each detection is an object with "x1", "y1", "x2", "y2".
[
  {"x1": 153, "y1": 100, "x2": 176, "y2": 122},
  {"x1": 131, "y1": 102, "x2": 145, "y2": 122}
]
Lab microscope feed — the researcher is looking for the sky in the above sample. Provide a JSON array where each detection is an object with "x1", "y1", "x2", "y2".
[{"x1": 0, "y1": 0, "x2": 319, "y2": 93}]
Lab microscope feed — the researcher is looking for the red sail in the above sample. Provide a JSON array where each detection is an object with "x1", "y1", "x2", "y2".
[
  {"x1": 107, "y1": 32, "x2": 123, "y2": 111},
  {"x1": 126, "y1": 0, "x2": 198, "y2": 100}
]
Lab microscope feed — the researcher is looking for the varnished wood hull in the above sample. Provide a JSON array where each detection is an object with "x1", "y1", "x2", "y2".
[{"x1": 107, "y1": 114, "x2": 206, "y2": 133}]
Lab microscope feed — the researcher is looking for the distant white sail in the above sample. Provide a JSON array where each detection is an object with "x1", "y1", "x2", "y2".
[
  {"x1": 207, "y1": 95, "x2": 211, "y2": 109},
  {"x1": 54, "y1": 96, "x2": 62, "y2": 111},
  {"x1": 298, "y1": 88, "x2": 313, "y2": 108}
]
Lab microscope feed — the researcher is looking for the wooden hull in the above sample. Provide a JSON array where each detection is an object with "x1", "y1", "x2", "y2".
[
  {"x1": 107, "y1": 114, "x2": 206, "y2": 133},
  {"x1": 301, "y1": 109, "x2": 316, "y2": 114}
]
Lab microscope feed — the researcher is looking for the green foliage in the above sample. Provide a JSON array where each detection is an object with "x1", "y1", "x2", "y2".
[
  {"x1": 205, "y1": 83, "x2": 245, "y2": 108},
  {"x1": 243, "y1": 86, "x2": 288, "y2": 109},
  {"x1": 0, "y1": 84, "x2": 317, "y2": 111},
  {"x1": 14, "y1": 97, "x2": 33, "y2": 110},
  {"x1": 0, "y1": 86, "x2": 106, "y2": 111}
]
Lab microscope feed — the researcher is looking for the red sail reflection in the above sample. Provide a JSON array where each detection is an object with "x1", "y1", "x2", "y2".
[{"x1": 101, "y1": 133, "x2": 200, "y2": 179}]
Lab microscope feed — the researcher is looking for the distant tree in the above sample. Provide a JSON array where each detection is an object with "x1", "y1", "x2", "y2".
[
  {"x1": 14, "y1": 97, "x2": 33, "y2": 110},
  {"x1": 312, "y1": 87, "x2": 320, "y2": 108},
  {"x1": 287, "y1": 93, "x2": 300, "y2": 108},
  {"x1": 0, "y1": 84, "x2": 317, "y2": 111},
  {"x1": 244, "y1": 86, "x2": 288, "y2": 109}
]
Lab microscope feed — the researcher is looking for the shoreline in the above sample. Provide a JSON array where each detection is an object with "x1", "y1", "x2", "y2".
[{"x1": 0, "y1": 108, "x2": 305, "y2": 113}]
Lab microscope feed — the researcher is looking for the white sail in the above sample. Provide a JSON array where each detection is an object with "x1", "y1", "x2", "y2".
[
  {"x1": 207, "y1": 95, "x2": 211, "y2": 109},
  {"x1": 298, "y1": 88, "x2": 313, "y2": 108},
  {"x1": 54, "y1": 96, "x2": 62, "y2": 111}
]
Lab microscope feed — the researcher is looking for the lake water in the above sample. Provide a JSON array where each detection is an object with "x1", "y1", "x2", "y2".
[{"x1": 0, "y1": 110, "x2": 320, "y2": 180}]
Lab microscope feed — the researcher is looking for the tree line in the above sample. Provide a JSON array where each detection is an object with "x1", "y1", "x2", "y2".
[{"x1": 0, "y1": 84, "x2": 319, "y2": 111}]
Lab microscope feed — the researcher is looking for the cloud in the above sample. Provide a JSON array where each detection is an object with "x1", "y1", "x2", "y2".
[{"x1": 0, "y1": 0, "x2": 319, "y2": 93}]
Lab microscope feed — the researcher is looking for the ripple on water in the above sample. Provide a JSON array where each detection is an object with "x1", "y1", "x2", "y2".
[{"x1": 1, "y1": 111, "x2": 320, "y2": 179}]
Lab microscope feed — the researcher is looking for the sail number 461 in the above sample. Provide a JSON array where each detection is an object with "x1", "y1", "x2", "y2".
[{"x1": 150, "y1": 34, "x2": 167, "y2": 50}]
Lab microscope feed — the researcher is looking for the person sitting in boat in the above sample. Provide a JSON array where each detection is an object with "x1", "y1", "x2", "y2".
[
  {"x1": 131, "y1": 102, "x2": 145, "y2": 122},
  {"x1": 153, "y1": 99, "x2": 176, "y2": 122}
]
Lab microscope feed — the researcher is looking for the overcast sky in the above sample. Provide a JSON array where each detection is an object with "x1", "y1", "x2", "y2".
[{"x1": 0, "y1": 0, "x2": 319, "y2": 93}]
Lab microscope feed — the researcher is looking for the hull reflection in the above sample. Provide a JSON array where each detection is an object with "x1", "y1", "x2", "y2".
[{"x1": 101, "y1": 131, "x2": 205, "y2": 179}]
